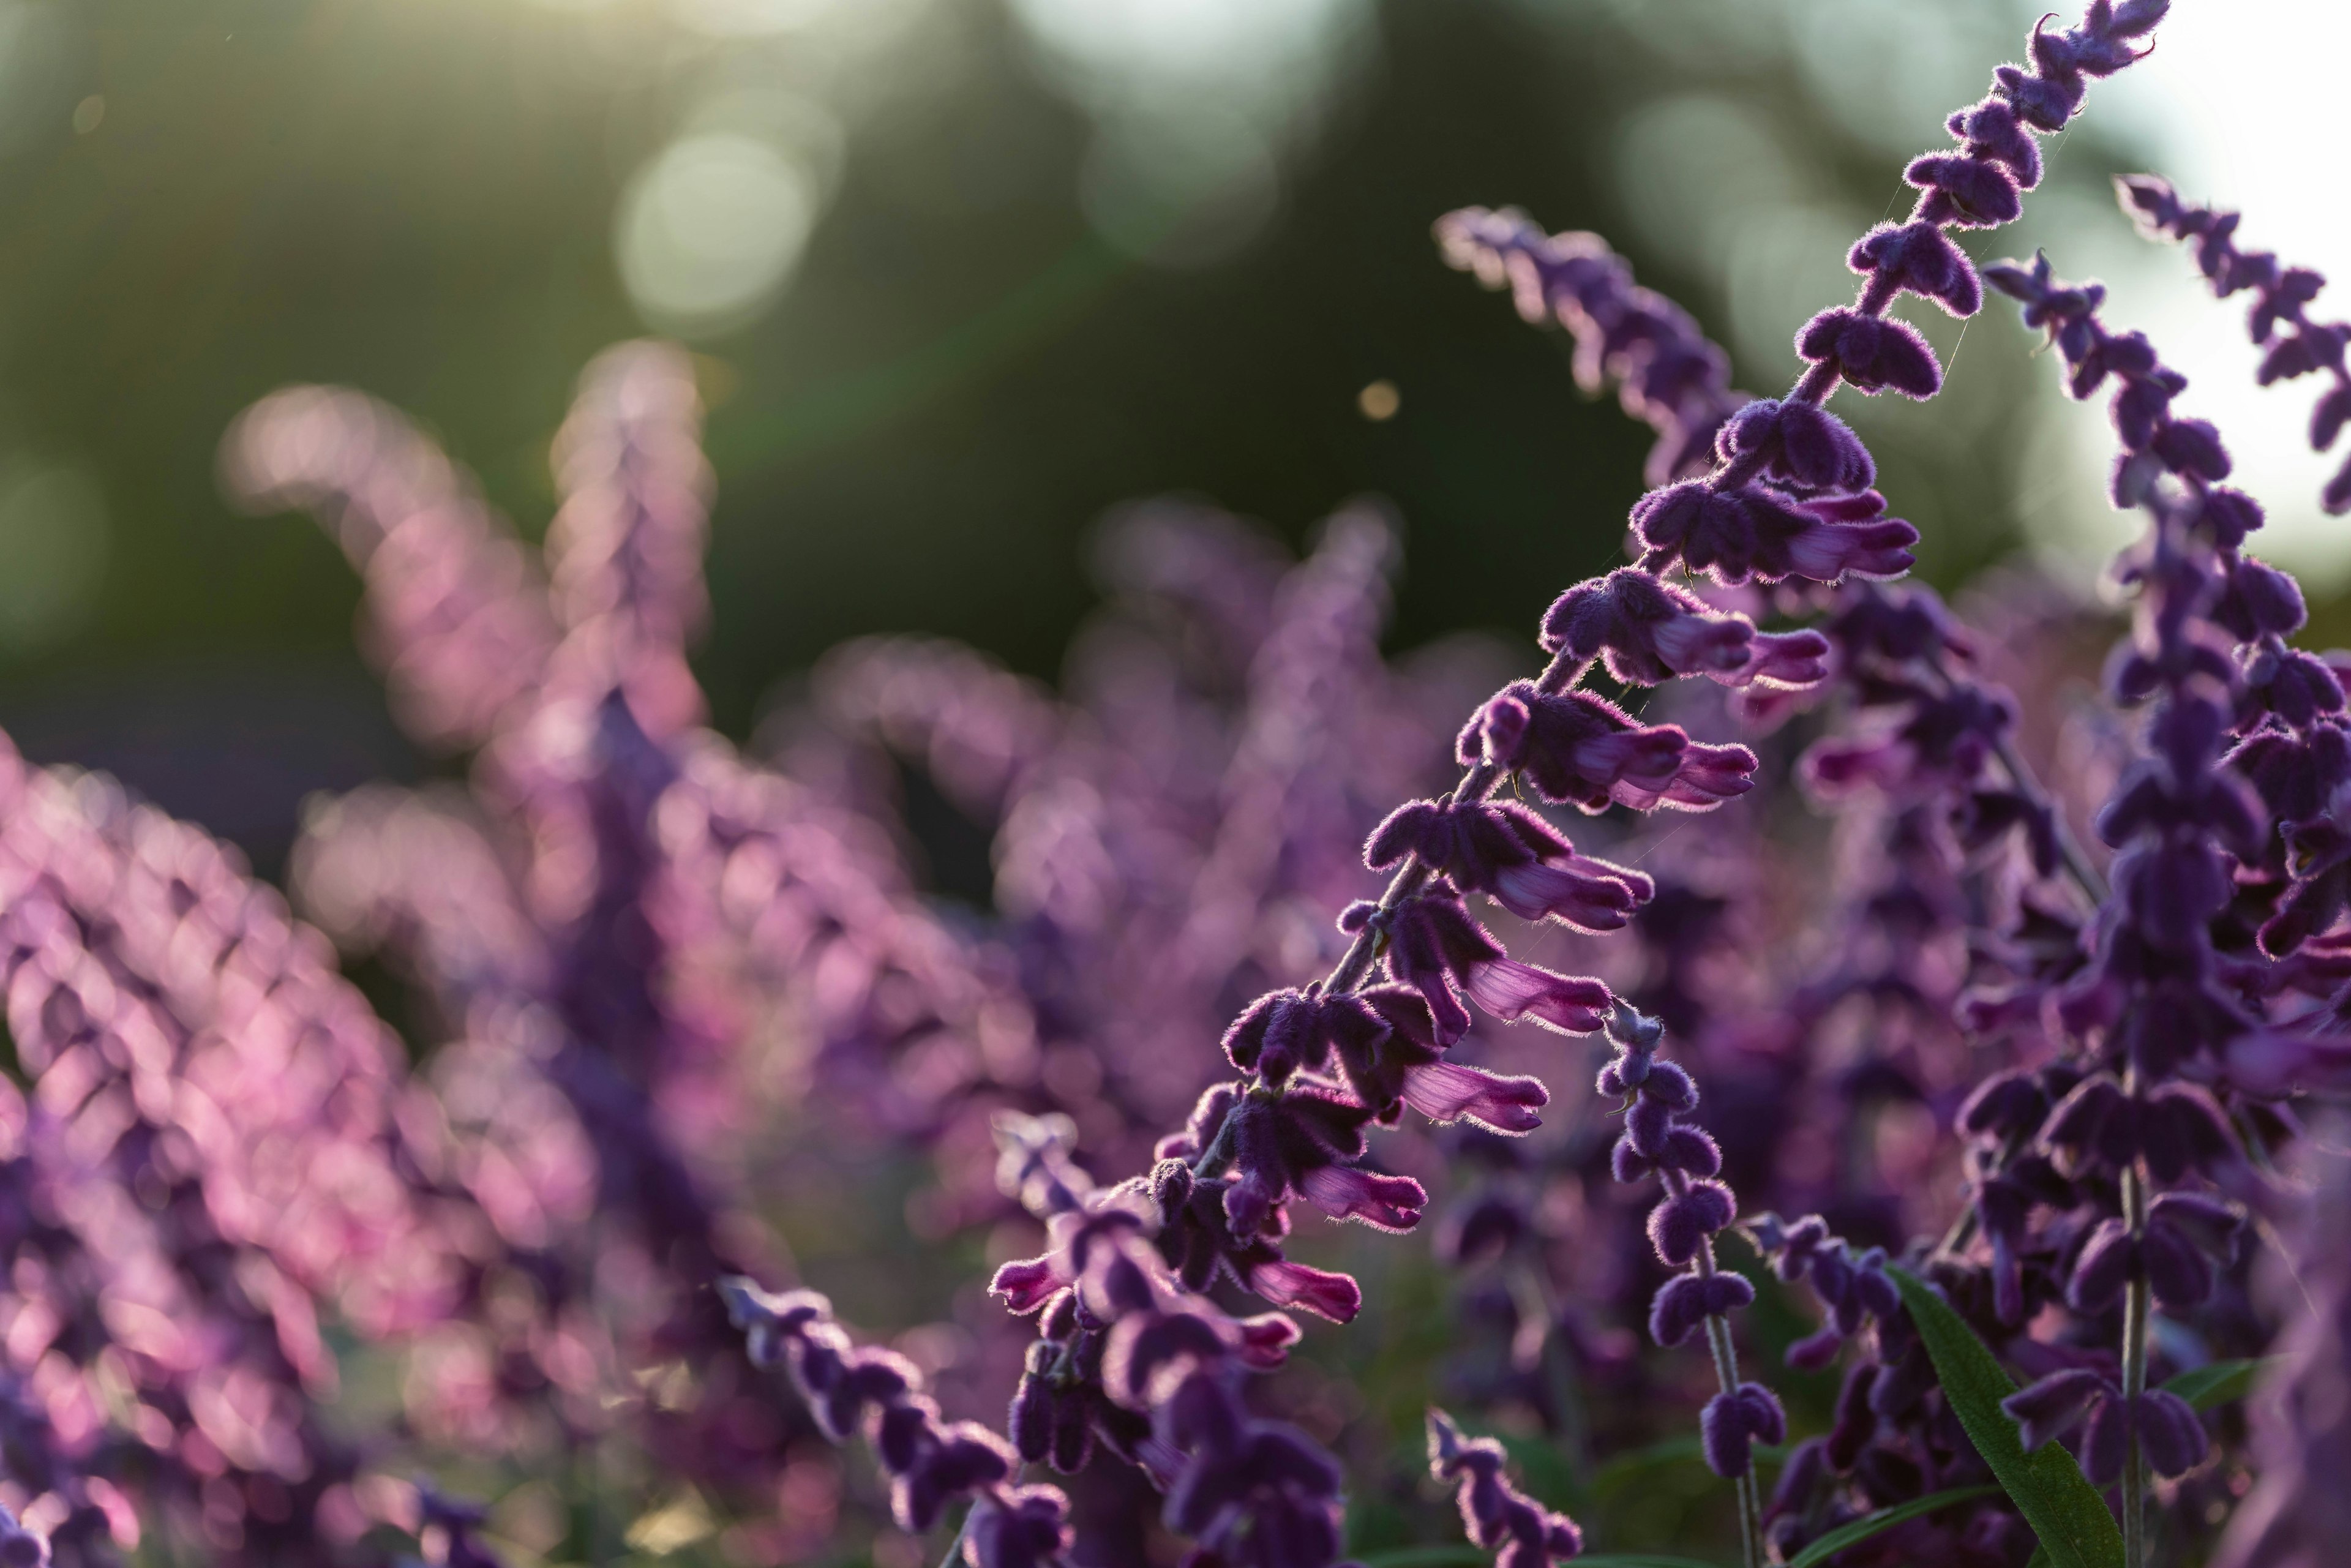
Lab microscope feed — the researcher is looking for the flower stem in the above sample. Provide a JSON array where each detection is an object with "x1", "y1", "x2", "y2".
[
  {"x1": 2120, "y1": 1152, "x2": 2151, "y2": 1568},
  {"x1": 1674, "y1": 1167, "x2": 1763, "y2": 1568}
]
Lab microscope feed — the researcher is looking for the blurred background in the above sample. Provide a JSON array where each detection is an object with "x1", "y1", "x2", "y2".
[{"x1": 0, "y1": 0, "x2": 2342, "y2": 871}]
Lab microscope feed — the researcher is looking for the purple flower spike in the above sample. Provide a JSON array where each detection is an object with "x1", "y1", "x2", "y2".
[
  {"x1": 1701, "y1": 1383, "x2": 1788, "y2": 1479},
  {"x1": 2120, "y1": 173, "x2": 2351, "y2": 513},
  {"x1": 1428, "y1": 1408, "x2": 1585, "y2": 1568}
]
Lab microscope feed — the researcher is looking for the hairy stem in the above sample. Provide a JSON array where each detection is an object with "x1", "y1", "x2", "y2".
[
  {"x1": 1674, "y1": 1168, "x2": 1763, "y2": 1568},
  {"x1": 2117, "y1": 1051, "x2": 2151, "y2": 1568},
  {"x1": 2120, "y1": 1146, "x2": 2151, "y2": 1568}
]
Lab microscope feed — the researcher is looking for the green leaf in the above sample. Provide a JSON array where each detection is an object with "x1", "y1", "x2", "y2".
[
  {"x1": 1781, "y1": 1484, "x2": 2001, "y2": 1568},
  {"x1": 2027, "y1": 1550, "x2": 2052, "y2": 1568},
  {"x1": 1350, "y1": 1551, "x2": 1720, "y2": 1568},
  {"x1": 2159, "y1": 1357, "x2": 2282, "y2": 1411},
  {"x1": 1889, "y1": 1267, "x2": 2124, "y2": 1568}
]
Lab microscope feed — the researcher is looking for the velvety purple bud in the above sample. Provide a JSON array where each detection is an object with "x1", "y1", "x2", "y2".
[
  {"x1": 1767, "y1": 1438, "x2": 1828, "y2": 1522},
  {"x1": 2082, "y1": 1392, "x2": 2129, "y2": 1486},
  {"x1": 1625, "y1": 1095, "x2": 1675, "y2": 1158},
  {"x1": 1611, "y1": 1133, "x2": 1651, "y2": 1185},
  {"x1": 2228, "y1": 557, "x2": 2308, "y2": 636},
  {"x1": 2067, "y1": 1218, "x2": 2138, "y2": 1313},
  {"x1": 820, "y1": 1349, "x2": 918, "y2": 1439},
  {"x1": 1785, "y1": 1326, "x2": 1844, "y2": 1371},
  {"x1": 1010, "y1": 1367, "x2": 1054, "y2": 1462},
  {"x1": 1337, "y1": 898, "x2": 1379, "y2": 934},
  {"x1": 1223, "y1": 988, "x2": 1325, "y2": 1086},
  {"x1": 2151, "y1": 416, "x2": 2232, "y2": 479},
  {"x1": 1297, "y1": 1165, "x2": 1427, "y2": 1233},
  {"x1": 2328, "y1": 450, "x2": 2351, "y2": 514},
  {"x1": 1246, "y1": 1258, "x2": 1362, "y2": 1323},
  {"x1": 1648, "y1": 1180, "x2": 1735, "y2": 1267},
  {"x1": 2116, "y1": 839, "x2": 2229, "y2": 953},
  {"x1": 964, "y1": 1487, "x2": 1073, "y2": 1568},
  {"x1": 1798, "y1": 308, "x2": 1943, "y2": 397},
  {"x1": 2198, "y1": 485, "x2": 2265, "y2": 546},
  {"x1": 1850, "y1": 220, "x2": 1983, "y2": 316},
  {"x1": 1868, "y1": 1343, "x2": 1937, "y2": 1417},
  {"x1": 2312, "y1": 382, "x2": 2351, "y2": 450},
  {"x1": 1649, "y1": 1271, "x2": 1756, "y2": 1348},
  {"x1": 1750, "y1": 1212, "x2": 1828, "y2": 1281},
  {"x1": 1851, "y1": 1250, "x2": 1901, "y2": 1321},
  {"x1": 2258, "y1": 328, "x2": 2345, "y2": 384},
  {"x1": 1541, "y1": 567, "x2": 1755, "y2": 685},
  {"x1": 1463, "y1": 959, "x2": 1612, "y2": 1034},
  {"x1": 893, "y1": 1423, "x2": 1015, "y2": 1532},
  {"x1": 1826, "y1": 1363, "x2": 1877, "y2": 1470},
  {"x1": 1906, "y1": 151, "x2": 2023, "y2": 227},
  {"x1": 1382, "y1": 891, "x2": 1506, "y2": 1043},
  {"x1": 1223, "y1": 1101, "x2": 1284, "y2": 1238},
  {"x1": 1654, "y1": 1123, "x2": 1722, "y2": 1177},
  {"x1": 2003, "y1": 1368, "x2": 2112, "y2": 1452},
  {"x1": 2246, "y1": 647, "x2": 2344, "y2": 729},
  {"x1": 2140, "y1": 1086, "x2": 2240, "y2": 1182},
  {"x1": 2139, "y1": 1221, "x2": 2214, "y2": 1307},
  {"x1": 1402, "y1": 1060, "x2": 1549, "y2": 1133},
  {"x1": 1960, "y1": 1069, "x2": 2048, "y2": 1141},
  {"x1": 1719, "y1": 399, "x2": 1877, "y2": 492},
  {"x1": 1151, "y1": 1158, "x2": 1195, "y2": 1222},
  {"x1": 2135, "y1": 1389, "x2": 2208, "y2": 1478},
  {"x1": 1949, "y1": 96, "x2": 2041, "y2": 186},
  {"x1": 1640, "y1": 1058, "x2": 1698, "y2": 1111},
  {"x1": 1995, "y1": 62, "x2": 2081, "y2": 133},
  {"x1": 1700, "y1": 1382, "x2": 1787, "y2": 1478},
  {"x1": 1458, "y1": 691, "x2": 1531, "y2": 768}
]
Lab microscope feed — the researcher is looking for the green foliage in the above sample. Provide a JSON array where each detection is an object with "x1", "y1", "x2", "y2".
[
  {"x1": 2160, "y1": 1357, "x2": 2281, "y2": 1411},
  {"x1": 1781, "y1": 1484, "x2": 2003, "y2": 1568},
  {"x1": 1889, "y1": 1268, "x2": 2124, "y2": 1568}
]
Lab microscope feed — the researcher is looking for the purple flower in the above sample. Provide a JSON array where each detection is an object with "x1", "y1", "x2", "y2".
[
  {"x1": 1458, "y1": 683, "x2": 1757, "y2": 812},
  {"x1": 1367, "y1": 799, "x2": 1655, "y2": 932},
  {"x1": 1701, "y1": 1383, "x2": 1789, "y2": 1480}
]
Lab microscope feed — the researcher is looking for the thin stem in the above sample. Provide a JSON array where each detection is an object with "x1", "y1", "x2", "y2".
[
  {"x1": 1671, "y1": 1167, "x2": 1763, "y2": 1568},
  {"x1": 1988, "y1": 728, "x2": 2107, "y2": 905},
  {"x1": 2119, "y1": 1128, "x2": 2151, "y2": 1568},
  {"x1": 937, "y1": 1504, "x2": 974, "y2": 1568}
]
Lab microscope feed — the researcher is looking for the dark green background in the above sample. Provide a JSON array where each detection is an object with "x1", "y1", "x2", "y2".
[{"x1": 0, "y1": 0, "x2": 2145, "y2": 865}]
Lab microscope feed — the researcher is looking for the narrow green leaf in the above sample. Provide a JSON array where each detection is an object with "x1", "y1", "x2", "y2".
[
  {"x1": 2159, "y1": 1357, "x2": 2283, "y2": 1411},
  {"x1": 2027, "y1": 1550, "x2": 2052, "y2": 1568},
  {"x1": 1781, "y1": 1484, "x2": 2001, "y2": 1568},
  {"x1": 1889, "y1": 1267, "x2": 2124, "y2": 1568}
]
